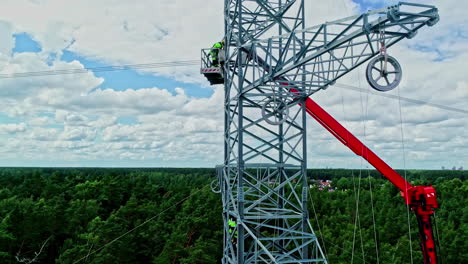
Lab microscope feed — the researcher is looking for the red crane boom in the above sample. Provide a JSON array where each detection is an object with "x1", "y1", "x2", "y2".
[{"x1": 296, "y1": 90, "x2": 438, "y2": 264}]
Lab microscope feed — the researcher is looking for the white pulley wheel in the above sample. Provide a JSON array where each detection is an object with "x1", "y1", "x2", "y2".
[
  {"x1": 261, "y1": 97, "x2": 289, "y2": 126},
  {"x1": 366, "y1": 55, "x2": 402, "y2": 92},
  {"x1": 210, "y1": 179, "x2": 221, "y2": 194}
]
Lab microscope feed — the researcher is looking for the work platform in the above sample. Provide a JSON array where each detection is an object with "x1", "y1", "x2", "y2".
[
  {"x1": 200, "y1": 67, "x2": 224, "y2": 85},
  {"x1": 200, "y1": 48, "x2": 224, "y2": 85}
]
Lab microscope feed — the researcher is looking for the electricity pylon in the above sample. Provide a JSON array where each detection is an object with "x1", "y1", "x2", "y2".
[{"x1": 214, "y1": 1, "x2": 439, "y2": 263}]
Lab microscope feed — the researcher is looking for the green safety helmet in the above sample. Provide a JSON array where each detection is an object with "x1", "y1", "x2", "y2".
[{"x1": 228, "y1": 218, "x2": 236, "y2": 227}]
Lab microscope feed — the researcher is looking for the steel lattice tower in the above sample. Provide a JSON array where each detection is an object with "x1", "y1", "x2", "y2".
[
  {"x1": 221, "y1": 1, "x2": 327, "y2": 263},
  {"x1": 214, "y1": 1, "x2": 439, "y2": 263}
]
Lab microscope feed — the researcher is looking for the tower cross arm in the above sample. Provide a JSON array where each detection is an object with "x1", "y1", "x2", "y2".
[{"x1": 240, "y1": 2, "x2": 439, "y2": 97}]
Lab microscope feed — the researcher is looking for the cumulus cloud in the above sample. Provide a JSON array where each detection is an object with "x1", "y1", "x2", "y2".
[
  {"x1": 0, "y1": 123, "x2": 27, "y2": 134},
  {"x1": 27, "y1": 127, "x2": 59, "y2": 141},
  {"x1": 0, "y1": 0, "x2": 223, "y2": 85},
  {"x1": 76, "y1": 87, "x2": 189, "y2": 114},
  {"x1": 0, "y1": 21, "x2": 14, "y2": 56}
]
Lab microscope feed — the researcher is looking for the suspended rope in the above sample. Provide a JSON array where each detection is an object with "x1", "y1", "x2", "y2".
[
  {"x1": 308, "y1": 189, "x2": 329, "y2": 260},
  {"x1": 358, "y1": 59, "x2": 382, "y2": 263},
  {"x1": 351, "y1": 70, "x2": 366, "y2": 264},
  {"x1": 351, "y1": 69, "x2": 363, "y2": 264},
  {"x1": 367, "y1": 168, "x2": 380, "y2": 264},
  {"x1": 338, "y1": 57, "x2": 361, "y2": 262},
  {"x1": 365, "y1": 100, "x2": 381, "y2": 263},
  {"x1": 358, "y1": 173, "x2": 366, "y2": 263},
  {"x1": 433, "y1": 212, "x2": 444, "y2": 264},
  {"x1": 335, "y1": 83, "x2": 468, "y2": 115},
  {"x1": 397, "y1": 85, "x2": 414, "y2": 264},
  {"x1": 335, "y1": 1, "x2": 368, "y2": 261},
  {"x1": 356, "y1": 71, "x2": 368, "y2": 264},
  {"x1": 351, "y1": 169, "x2": 364, "y2": 264},
  {"x1": 322, "y1": 237, "x2": 374, "y2": 264},
  {"x1": 391, "y1": 239, "x2": 402, "y2": 263}
]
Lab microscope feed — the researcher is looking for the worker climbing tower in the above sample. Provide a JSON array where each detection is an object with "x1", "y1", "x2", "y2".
[{"x1": 202, "y1": 1, "x2": 440, "y2": 263}]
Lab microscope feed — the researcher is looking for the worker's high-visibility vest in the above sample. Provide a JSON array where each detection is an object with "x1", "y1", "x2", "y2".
[
  {"x1": 228, "y1": 219, "x2": 238, "y2": 238},
  {"x1": 211, "y1": 42, "x2": 223, "y2": 59}
]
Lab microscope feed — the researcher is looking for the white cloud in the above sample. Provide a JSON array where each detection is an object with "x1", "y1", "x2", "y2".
[
  {"x1": 60, "y1": 126, "x2": 96, "y2": 141},
  {"x1": 27, "y1": 127, "x2": 59, "y2": 141},
  {"x1": 0, "y1": 123, "x2": 27, "y2": 134},
  {"x1": 28, "y1": 116, "x2": 52, "y2": 126},
  {"x1": 88, "y1": 115, "x2": 118, "y2": 128},
  {"x1": 0, "y1": 21, "x2": 14, "y2": 56},
  {"x1": 76, "y1": 87, "x2": 189, "y2": 114},
  {"x1": 0, "y1": 0, "x2": 223, "y2": 85}
]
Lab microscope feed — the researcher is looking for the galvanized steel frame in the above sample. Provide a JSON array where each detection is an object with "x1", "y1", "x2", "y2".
[{"x1": 218, "y1": 1, "x2": 438, "y2": 263}]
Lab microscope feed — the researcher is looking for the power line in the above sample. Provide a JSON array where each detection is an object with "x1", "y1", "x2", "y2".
[
  {"x1": 0, "y1": 60, "x2": 199, "y2": 79},
  {"x1": 72, "y1": 188, "x2": 203, "y2": 264},
  {"x1": 1, "y1": 58, "x2": 465, "y2": 116},
  {"x1": 335, "y1": 83, "x2": 468, "y2": 115}
]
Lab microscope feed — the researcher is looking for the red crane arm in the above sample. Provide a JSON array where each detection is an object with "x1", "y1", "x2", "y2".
[
  {"x1": 303, "y1": 96, "x2": 411, "y2": 193},
  {"x1": 292, "y1": 89, "x2": 439, "y2": 264}
]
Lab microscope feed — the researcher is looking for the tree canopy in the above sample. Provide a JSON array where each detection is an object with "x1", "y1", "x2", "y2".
[{"x1": 0, "y1": 168, "x2": 465, "y2": 263}]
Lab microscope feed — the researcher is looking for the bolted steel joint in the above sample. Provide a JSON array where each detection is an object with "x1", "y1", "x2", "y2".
[
  {"x1": 427, "y1": 13, "x2": 440, "y2": 27},
  {"x1": 406, "y1": 30, "x2": 417, "y2": 39},
  {"x1": 387, "y1": 7, "x2": 400, "y2": 22}
]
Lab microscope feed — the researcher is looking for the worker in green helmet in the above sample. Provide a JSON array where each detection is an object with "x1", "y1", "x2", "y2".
[
  {"x1": 210, "y1": 39, "x2": 225, "y2": 67},
  {"x1": 228, "y1": 218, "x2": 238, "y2": 244}
]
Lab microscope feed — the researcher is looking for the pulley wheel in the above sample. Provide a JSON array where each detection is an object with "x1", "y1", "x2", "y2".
[
  {"x1": 261, "y1": 97, "x2": 290, "y2": 126},
  {"x1": 366, "y1": 55, "x2": 402, "y2": 92},
  {"x1": 210, "y1": 179, "x2": 221, "y2": 194}
]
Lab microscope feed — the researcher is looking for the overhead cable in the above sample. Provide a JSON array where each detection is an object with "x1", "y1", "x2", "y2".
[
  {"x1": 1, "y1": 59, "x2": 465, "y2": 116},
  {"x1": 335, "y1": 83, "x2": 468, "y2": 115},
  {"x1": 72, "y1": 188, "x2": 203, "y2": 264},
  {"x1": 0, "y1": 60, "x2": 199, "y2": 79}
]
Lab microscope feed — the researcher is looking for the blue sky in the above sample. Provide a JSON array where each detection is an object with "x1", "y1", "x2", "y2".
[
  {"x1": 60, "y1": 50, "x2": 212, "y2": 98},
  {"x1": 13, "y1": 33, "x2": 42, "y2": 53},
  {"x1": 13, "y1": 33, "x2": 212, "y2": 97},
  {"x1": 353, "y1": 0, "x2": 390, "y2": 10}
]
